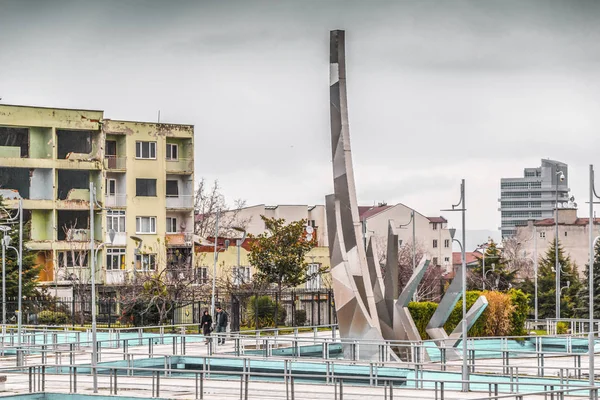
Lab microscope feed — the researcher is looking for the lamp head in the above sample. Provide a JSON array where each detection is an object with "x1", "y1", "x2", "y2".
[
  {"x1": 449, "y1": 228, "x2": 456, "y2": 240},
  {"x1": 130, "y1": 235, "x2": 143, "y2": 254},
  {"x1": 0, "y1": 226, "x2": 11, "y2": 233},
  {"x1": 398, "y1": 239, "x2": 403, "y2": 246},
  {"x1": 558, "y1": 171, "x2": 565, "y2": 182}
]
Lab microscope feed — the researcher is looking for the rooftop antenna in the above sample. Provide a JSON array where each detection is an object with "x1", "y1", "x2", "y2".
[{"x1": 158, "y1": 110, "x2": 161, "y2": 124}]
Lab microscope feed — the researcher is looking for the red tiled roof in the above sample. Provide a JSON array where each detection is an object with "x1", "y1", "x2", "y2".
[
  {"x1": 452, "y1": 252, "x2": 480, "y2": 265},
  {"x1": 194, "y1": 236, "x2": 255, "y2": 252},
  {"x1": 358, "y1": 205, "x2": 393, "y2": 220},
  {"x1": 533, "y1": 218, "x2": 600, "y2": 226},
  {"x1": 427, "y1": 216, "x2": 447, "y2": 223}
]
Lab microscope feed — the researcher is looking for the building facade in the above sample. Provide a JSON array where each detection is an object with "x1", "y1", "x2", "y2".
[
  {"x1": 515, "y1": 208, "x2": 600, "y2": 278},
  {"x1": 0, "y1": 104, "x2": 194, "y2": 297},
  {"x1": 219, "y1": 203, "x2": 452, "y2": 273},
  {"x1": 499, "y1": 159, "x2": 570, "y2": 238}
]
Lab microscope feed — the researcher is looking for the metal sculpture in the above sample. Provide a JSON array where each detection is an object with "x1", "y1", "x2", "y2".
[{"x1": 326, "y1": 29, "x2": 487, "y2": 361}]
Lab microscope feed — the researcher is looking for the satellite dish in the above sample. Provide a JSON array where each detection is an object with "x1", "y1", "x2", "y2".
[
  {"x1": 305, "y1": 226, "x2": 314, "y2": 234},
  {"x1": 573, "y1": 202, "x2": 578, "y2": 208}
]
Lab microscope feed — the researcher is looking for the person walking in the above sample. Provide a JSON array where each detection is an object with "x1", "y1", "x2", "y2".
[
  {"x1": 201, "y1": 310, "x2": 212, "y2": 344},
  {"x1": 214, "y1": 306, "x2": 228, "y2": 345}
]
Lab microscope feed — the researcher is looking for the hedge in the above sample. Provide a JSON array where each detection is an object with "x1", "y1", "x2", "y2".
[{"x1": 408, "y1": 289, "x2": 530, "y2": 339}]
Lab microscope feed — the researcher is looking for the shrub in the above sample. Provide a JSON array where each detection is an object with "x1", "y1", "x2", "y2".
[
  {"x1": 557, "y1": 321, "x2": 569, "y2": 334},
  {"x1": 508, "y1": 289, "x2": 530, "y2": 336},
  {"x1": 407, "y1": 290, "x2": 529, "y2": 339},
  {"x1": 407, "y1": 301, "x2": 437, "y2": 339},
  {"x1": 38, "y1": 310, "x2": 70, "y2": 325},
  {"x1": 246, "y1": 295, "x2": 286, "y2": 328},
  {"x1": 294, "y1": 309, "x2": 307, "y2": 326}
]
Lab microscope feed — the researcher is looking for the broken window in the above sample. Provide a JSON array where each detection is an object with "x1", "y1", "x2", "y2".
[
  {"x1": 57, "y1": 250, "x2": 89, "y2": 268},
  {"x1": 0, "y1": 127, "x2": 29, "y2": 157},
  {"x1": 166, "y1": 180, "x2": 179, "y2": 197},
  {"x1": 136, "y1": 179, "x2": 156, "y2": 196},
  {"x1": 0, "y1": 167, "x2": 30, "y2": 198},
  {"x1": 57, "y1": 170, "x2": 89, "y2": 200},
  {"x1": 57, "y1": 211, "x2": 89, "y2": 240},
  {"x1": 57, "y1": 130, "x2": 93, "y2": 159}
]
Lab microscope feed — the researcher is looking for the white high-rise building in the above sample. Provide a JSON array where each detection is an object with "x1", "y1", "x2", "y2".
[{"x1": 499, "y1": 159, "x2": 570, "y2": 238}]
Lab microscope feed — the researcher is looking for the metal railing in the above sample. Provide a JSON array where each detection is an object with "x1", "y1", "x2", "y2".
[
  {"x1": 166, "y1": 195, "x2": 194, "y2": 209},
  {"x1": 104, "y1": 194, "x2": 126, "y2": 207},
  {"x1": 104, "y1": 156, "x2": 126, "y2": 170},
  {"x1": 165, "y1": 158, "x2": 193, "y2": 173}
]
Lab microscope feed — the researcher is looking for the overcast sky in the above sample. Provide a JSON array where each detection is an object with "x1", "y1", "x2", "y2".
[{"x1": 2, "y1": 0, "x2": 600, "y2": 235}]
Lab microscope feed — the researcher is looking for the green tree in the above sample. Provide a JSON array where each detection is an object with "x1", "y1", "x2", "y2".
[
  {"x1": 537, "y1": 239, "x2": 582, "y2": 319},
  {"x1": 248, "y1": 216, "x2": 317, "y2": 326},
  {"x1": 576, "y1": 239, "x2": 600, "y2": 318},
  {"x1": 468, "y1": 240, "x2": 516, "y2": 291},
  {"x1": 0, "y1": 202, "x2": 40, "y2": 300}
]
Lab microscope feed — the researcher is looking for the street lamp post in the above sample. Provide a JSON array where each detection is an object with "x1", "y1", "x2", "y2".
[
  {"x1": 587, "y1": 164, "x2": 600, "y2": 388},
  {"x1": 211, "y1": 210, "x2": 220, "y2": 318},
  {"x1": 442, "y1": 179, "x2": 468, "y2": 392},
  {"x1": 1, "y1": 200, "x2": 23, "y2": 365},
  {"x1": 555, "y1": 168, "x2": 565, "y2": 319},
  {"x1": 0, "y1": 226, "x2": 10, "y2": 326},
  {"x1": 398, "y1": 210, "x2": 416, "y2": 300}
]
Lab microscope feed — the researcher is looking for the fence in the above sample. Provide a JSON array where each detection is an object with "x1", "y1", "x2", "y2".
[{"x1": 3, "y1": 289, "x2": 336, "y2": 330}]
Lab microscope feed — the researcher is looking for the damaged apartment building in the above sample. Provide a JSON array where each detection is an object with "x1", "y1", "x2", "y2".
[{"x1": 0, "y1": 104, "x2": 195, "y2": 299}]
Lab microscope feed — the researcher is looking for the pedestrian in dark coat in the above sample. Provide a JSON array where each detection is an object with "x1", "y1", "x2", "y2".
[{"x1": 201, "y1": 310, "x2": 212, "y2": 343}]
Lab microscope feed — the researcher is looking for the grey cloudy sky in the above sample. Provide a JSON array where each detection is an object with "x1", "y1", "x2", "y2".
[{"x1": 2, "y1": 0, "x2": 600, "y2": 235}]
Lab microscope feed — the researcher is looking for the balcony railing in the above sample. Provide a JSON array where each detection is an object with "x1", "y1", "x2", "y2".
[
  {"x1": 104, "y1": 156, "x2": 126, "y2": 170},
  {"x1": 105, "y1": 194, "x2": 126, "y2": 207},
  {"x1": 106, "y1": 270, "x2": 127, "y2": 285},
  {"x1": 166, "y1": 195, "x2": 193, "y2": 209},
  {"x1": 165, "y1": 158, "x2": 193, "y2": 173},
  {"x1": 166, "y1": 232, "x2": 194, "y2": 246}
]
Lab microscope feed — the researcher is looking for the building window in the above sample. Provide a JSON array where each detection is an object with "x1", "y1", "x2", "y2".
[
  {"x1": 565, "y1": 231, "x2": 567, "y2": 237},
  {"x1": 167, "y1": 217, "x2": 178, "y2": 233},
  {"x1": 196, "y1": 267, "x2": 208, "y2": 284},
  {"x1": 432, "y1": 223, "x2": 438, "y2": 230},
  {"x1": 106, "y1": 248, "x2": 126, "y2": 270},
  {"x1": 306, "y1": 220, "x2": 316, "y2": 228},
  {"x1": 136, "y1": 216, "x2": 156, "y2": 234},
  {"x1": 135, "y1": 254, "x2": 156, "y2": 271},
  {"x1": 233, "y1": 266, "x2": 251, "y2": 285},
  {"x1": 305, "y1": 263, "x2": 322, "y2": 290},
  {"x1": 107, "y1": 210, "x2": 125, "y2": 233},
  {"x1": 432, "y1": 257, "x2": 438, "y2": 266},
  {"x1": 105, "y1": 179, "x2": 116, "y2": 196},
  {"x1": 444, "y1": 257, "x2": 450, "y2": 263},
  {"x1": 57, "y1": 250, "x2": 89, "y2": 268},
  {"x1": 433, "y1": 239, "x2": 438, "y2": 248},
  {"x1": 444, "y1": 239, "x2": 450, "y2": 248},
  {"x1": 136, "y1": 179, "x2": 157, "y2": 196},
  {"x1": 166, "y1": 180, "x2": 179, "y2": 197},
  {"x1": 540, "y1": 231, "x2": 546, "y2": 238},
  {"x1": 135, "y1": 141, "x2": 156, "y2": 159},
  {"x1": 166, "y1": 143, "x2": 178, "y2": 160}
]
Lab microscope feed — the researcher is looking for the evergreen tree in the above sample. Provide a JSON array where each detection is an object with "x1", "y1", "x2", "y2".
[
  {"x1": 468, "y1": 240, "x2": 516, "y2": 291},
  {"x1": 0, "y1": 199, "x2": 40, "y2": 299},
  {"x1": 576, "y1": 239, "x2": 600, "y2": 318},
  {"x1": 537, "y1": 239, "x2": 581, "y2": 319}
]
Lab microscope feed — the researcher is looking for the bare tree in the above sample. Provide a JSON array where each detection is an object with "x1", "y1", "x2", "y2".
[
  {"x1": 194, "y1": 178, "x2": 250, "y2": 238},
  {"x1": 502, "y1": 235, "x2": 534, "y2": 280},
  {"x1": 61, "y1": 220, "x2": 92, "y2": 325},
  {"x1": 375, "y1": 236, "x2": 445, "y2": 302}
]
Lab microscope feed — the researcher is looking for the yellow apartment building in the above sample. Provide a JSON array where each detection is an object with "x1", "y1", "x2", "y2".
[{"x1": 0, "y1": 104, "x2": 195, "y2": 298}]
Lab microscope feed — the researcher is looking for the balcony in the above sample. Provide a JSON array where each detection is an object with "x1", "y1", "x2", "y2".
[
  {"x1": 166, "y1": 232, "x2": 194, "y2": 247},
  {"x1": 104, "y1": 156, "x2": 126, "y2": 171},
  {"x1": 106, "y1": 270, "x2": 127, "y2": 285},
  {"x1": 166, "y1": 195, "x2": 193, "y2": 209},
  {"x1": 105, "y1": 194, "x2": 126, "y2": 208},
  {"x1": 165, "y1": 158, "x2": 193, "y2": 174}
]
